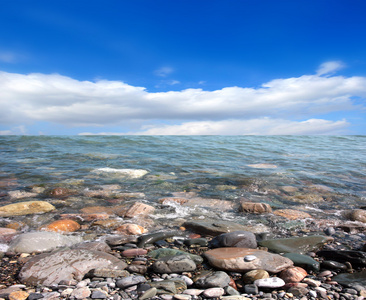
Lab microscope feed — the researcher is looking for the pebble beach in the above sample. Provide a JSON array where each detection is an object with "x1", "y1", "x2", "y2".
[{"x1": 0, "y1": 136, "x2": 366, "y2": 300}]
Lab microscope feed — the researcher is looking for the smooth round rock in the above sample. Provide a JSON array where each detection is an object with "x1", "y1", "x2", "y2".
[
  {"x1": 280, "y1": 267, "x2": 307, "y2": 283},
  {"x1": 254, "y1": 277, "x2": 286, "y2": 288},
  {"x1": 122, "y1": 248, "x2": 148, "y2": 257},
  {"x1": 210, "y1": 231, "x2": 257, "y2": 248},
  {"x1": 243, "y1": 270, "x2": 270, "y2": 283},
  {"x1": 0, "y1": 201, "x2": 55, "y2": 217},
  {"x1": 203, "y1": 288, "x2": 225, "y2": 298},
  {"x1": 116, "y1": 275, "x2": 147, "y2": 289},
  {"x1": 116, "y1": 224, "x2": 147, "y2": 235},
  {"x1": 195, "y1": 271, "x2": 231, "y2": 288},
  {"x1": 153, "y1": 255, "x2": 196, "y2": 273},
  {"x1": 44, "y1": 219, "x2": 81, "y2": 233},
  {"x1": 244, "y1": 255, "x2": 257, "y2": 262}
]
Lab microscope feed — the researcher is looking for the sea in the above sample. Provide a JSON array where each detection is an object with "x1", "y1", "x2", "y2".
[{"x1": 0, "y1": 135, "x2": 365, "y2": 234}]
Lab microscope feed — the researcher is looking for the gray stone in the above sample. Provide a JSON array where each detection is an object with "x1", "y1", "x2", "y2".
[
  {"x1": 137, "y1": 231, "x2": 181, "y2": 248},
  {"x1": 183, "y1": 220, "x2": 250, "y2": 236},
  {"x1": 204, "y1": 247, "x2": 293, "y2": 273},
  {"x1": 258, "y1": 235, "x2": 333, "y2": 254},
  {"x1": 333, "y1": 270, "x2": 366, "y2": 287},
  {"x1": 19, "y1": 249, "x2": 126, "y2": 286},
  {"x1": 283, "y1": 252, "x2": 320, "y2": 271},
  {"x1": 148, "y1": 280, "x2": 177, "y2": 294},
  {"x1": 153, "y1": 255, "x2": 197, "y2": 273},
  {"x1": 91, "y1": 290, "x2": 108, "y2": 299},
  {"x1": 321, "y1": 260, "x2": 348, "y2": 270},
  {"x1": 140, "y1": 288, "x2": 157, "y2": 300},
  {"x1": 116, "y1": 275, "x2": 146, "y2": 289},
  {"x1": 148, "y1": 248, "x2": 203, "y2": 264},
  {"x1": 195, "y1": 271, "x2": 231, "y2": 288},
  {"x1": 225, "y1": 286, "x2": 240, "y2": 295},
  {"x1": 244, "y1": 284, "x2": 258, "y2": 295},
  {"x1": 317, "y1": 250, "x2": 366, "y2": 268},
  {"x1": 73, "y1": 241, "x2": 111, "y2": 252},
  {"x1": 8, "y1": 231, "x2": 82, "y2": 253},
  {"x1": 210, "y1": 231, "x2": 257, "y2": 248}
]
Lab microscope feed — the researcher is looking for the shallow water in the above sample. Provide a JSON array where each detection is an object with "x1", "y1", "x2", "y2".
[{"x1": 0, "y1": 135, "x2": 365, "y2": 231}]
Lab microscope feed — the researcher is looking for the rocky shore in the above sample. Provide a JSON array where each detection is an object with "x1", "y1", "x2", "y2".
[{"x1": 1, "y1": 183, "x2": 366, "y2": 300}]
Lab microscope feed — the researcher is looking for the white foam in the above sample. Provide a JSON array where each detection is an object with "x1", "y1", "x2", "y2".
[{"x1": 92, "y1": 168, "x2": 148, "y2": 178}]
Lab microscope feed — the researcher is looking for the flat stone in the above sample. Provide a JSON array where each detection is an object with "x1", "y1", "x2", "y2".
[
  {"x1": 8, "y1": 231, "x2": 82, "y2": 253},
  {"x1": 138, "y1": 231, "x2": 181, "y2": 248},
  {"x1": 243, "y1": 270, "x2": 270, "y2": 283},
  {"x1": 122, "y1": 248, "x2": 148, "y2": 257},
  {"x1": 149, "y1": 280, "x2": 179, "y2": 295},
  {"x1": 88, "y1": 268, "x2": 129, "y2": 278},
  {"x1": 183, "y1": 220, "x2": 250, "y2": 236},
  {"x1": 116, "y1": 275, "x2": 146, "y2": 289},
  {"x1": 194, "y1": 271, "x2": 231, "y2": 288},
  {"x1": 153, "y1": 255, "x2": 196, "y2": 273},
  {"x1": 116, "y1": 224, "x2": 147, "y2": 235},
  {"x1": 210, "y1": 231, "x2": 257, "y2": 248},
  {"x1": 8, "y1": 190, "x2": 38, "y2": 200},
  {"x1": 183, "y1": 289, "x2": 204, "y2": 296},
  {"x1": 348, "y1": 209, "x2": 366, "y2": 223},
  {"x1": 321, "y1": 260, "x2": 348, "y2": 270},
  {"x1": 148, "y1": 248, "x2": 203, "y2": 264},
  {"x1": 333, "y1": 270, "x2": 366, "y2": 287},
  {"x1": 273, "y1": 209, "x2": 312, "y2": 220},
  {"x1": 239, "y1": 202, "x2": 272, "y2": 214},
  {"x1": 204, "y1": 248, "x2": 293, "y2": 273},
  {"x1": 19, "y1": 249, "x2": 126, "y2": 286},
  {"x1": 70, "y1": 287, "x2": 91, "y2": 299},
  {"x1": 317, "y1": 250, "x2": 366, "y2": 267},
  {"x1": 73, "y1": 241, "x2": 111, "y2": 252},
  {"x1": 283, "y1": 253, "x2": 320, "y2": 271},
  {"x1": 8, "y1": 291, "x2": 29, "y2": 300},
  {"x1": 124, "y1": 202, "x2": 155, "y2": 218},
  {"x1": 140, "y1": 288, "x2": 157, "y2": 300},
  {"x1": 259, "y1": 235, "x2": 333, "y2": 254},
  {"x1": 91, "y1": 290, "x2": 107, "y2": 299},
  {"x1": 254, "y1": 277, "x2": 285, "y2": 288},
  {"x1": 0, "y1": 201, "x2": 55, "y2": 217}
]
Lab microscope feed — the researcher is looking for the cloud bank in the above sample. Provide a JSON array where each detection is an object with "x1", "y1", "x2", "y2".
[{"x1": 0, "y1": 62, "x2": 365, "y2": 135}]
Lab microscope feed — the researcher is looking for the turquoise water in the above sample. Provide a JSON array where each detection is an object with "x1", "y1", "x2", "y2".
[{"x1": 0, "y1": 135, "x2": 365, "y2": 214}]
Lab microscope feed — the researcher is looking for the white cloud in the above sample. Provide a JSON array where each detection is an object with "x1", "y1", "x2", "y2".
[
  {"x1": 154, "y1": 67, "x2": 174, "y2": 77},
  {"x1": 0, "y1": 125, "x2": 27, "y2": 135},
  {"x1": 316, "y1": 61, "x2": 345, "y2": 76},
  {"x1": 0, "y1": 61, "x2": 364, "y2": 134}
]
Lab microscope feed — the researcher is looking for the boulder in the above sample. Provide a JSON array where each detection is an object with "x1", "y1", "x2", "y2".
[
  {"x1": 8, "y1": 231, "x2": 82, "y2": 253},
  {"x1": 204, "y1": 248, "x2": 293, "y2": 273},
  {"x1": 19, "y1": 249, "x2": 127, "y2": 286},
  {"x1": 0, "y1": 201, "x2": 55, "y2": 217}
]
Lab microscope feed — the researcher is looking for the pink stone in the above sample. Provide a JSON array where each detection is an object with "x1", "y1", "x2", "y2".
[
  {"x1": 124, "y1": 202, "x2": 155, "y2": 218},
  {"x1": 122, "y1": 248, "x2": 148, "y2": 257},
  {"x1": 280, "y1": 267, "x2": 307, "y2": 283},
  {"x1": 202, "y1": 288, "x2": 225, "y2": 298}
]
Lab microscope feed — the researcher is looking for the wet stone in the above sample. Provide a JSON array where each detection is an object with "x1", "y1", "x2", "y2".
[
  {"x1": 317, "y1": 250, "x2": 366, "y2": 267},
  {"x1": 194, "y1": 271, "x2": 231, "y2": 288},
  {"x1": 333, "y1": 270, "x2": 366, "y2": 287},
  {"x1": 183, "y1": 219, "x2": 250, "y2": 236},
  {"x1": 149, "y1": 248, "x2": 203, "y2": 264},
  {"x1": 244, "y1": 284, "x2": 259, "y2": 295},
  {"x1": 184, "y1": 238, "x2": 208, "y2": 247},
  {"x1": 283, "y1": 252, "x2": 320, "y2": 271},
  {"x1": 140, "y1": 287, "x2": 157, "y2": 300},
  {"x1": 210, "y1": 231, "x2": 257, "y2": 249},
  {"x1": 321, "y1": 260, "x2": 348, "y2": 270},
  {"x1": 279, "y1": 267, "x2": 307, "y2": 283},
  {"x1": 116, "y1": 275, "x2": 146, "y2": 289},
  {"x1": 148, "y1": 280, "x2": 177, "y2": 295},
  {"x1": 153, "y1": 254, "x2": 196, "y2": 273},
  {"x1": 138, "y1": 231, "x2": 181, "y2": 248}
]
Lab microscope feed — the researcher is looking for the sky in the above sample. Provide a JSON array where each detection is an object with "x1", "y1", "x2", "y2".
[{"x1": 0, "y1": 0, "x2": 366, "y2": 135}]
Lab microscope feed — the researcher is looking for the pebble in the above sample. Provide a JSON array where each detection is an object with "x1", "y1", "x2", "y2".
[
  {"x1": 183, "y1": 289, "x2": 204, "y2": 296},
  {"x1": 279, "y1": 266, "x2": 307, "y2": 283},
  {"x1": 254, "y1": 277, "x2": 286, "y2": 288},
  {"x1": 173, "y1": 294, "x2": 192, "y2": 300},
  {"x1": 116, "y1": 275, "x2": 146, "y2": 289},
  {"x1": 202, "y1": 287, "x2": 225, "y2": 298}
]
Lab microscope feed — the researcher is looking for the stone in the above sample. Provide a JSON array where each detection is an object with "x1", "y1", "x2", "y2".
[
  {"x1": 287, "y1": 286, "x2": 309, "y2": 297},
  {"x1": 202, "y1": 288, "x2": 225, "y2": 298},
  {"x1": 210, "y1": 231, "x2": 257, "y2": 249},
  {"x1": 92, "y1": 168, "x2": 148, "y2": 178},
  {"x1": 153, "y1": 255, "x2": 196, "y2": 273},
  {"x1": 279, "y1": 267, "x2": 307, "y2": 283},
  {"x1": 122, "y1": 248, "x2": 148, "y2": 257},
  {"x1": 194, "y1": 271, "x2": 231, "y2": 288},
  {"x1": 317, "y1": 250, "x2": 366, "y2": 267},
  {"x1": 204, "y1": 248, "x2": 293, "y2": 273},
  {"x1": 243, "y1": 270, "x2": 270, "y2": 283},
  {"x1": 183, "y1": 289, "x2": 204, "y2": 296},
  {"x1": 8, "y1": 291, "x2": 29, "y2": 300},
  {"x1": 91, "y1": 290, "x2": 107, "y2": 299},
  {"x1": 148, "y1": 248, "x2": 203, "y2": 264},
  {"x1": 149, "y1": 280, "x2": 179, "y2": 294},
  {"x1": 239, "y1": 202, "x2": 272, "y2": 214},
  {"x1": 285, "y1": 193, "x2": 324, "y2": 204},
  {"x1": 73, "y1": 241, "x2": 111, "y2": 252},
  {"x1": 8, "y1": 231, "x2": 82, "y2": 253},
  {"x1": 259, "y1": 235, "x2": 333, "y2": 254},
  {"x1": 70, "y1": 287, "x2": 91, "y2": 299},
  {"x1": 174, "y1": 294, "x2": 191, "y2": 300},
  {"x1": 116, "y1": 275, "x2": 146, "y2": 289},
  {"x1": 26, "y1": 293, "x2": 44, "y2": 300},
  {"x1": 8, "y1": 190, "x2": 38, "y2": 200},
  {"x1": 87, "y1": 268, "x2": 129, "y2": 278},
  {"x1": 140, "y1": 288, "x2": 157, "y2": 300},
  {"x1": 43, "y1": 219, "x2": 81, "y2": 233},
  {"x1": 302, "y1": 278, "x2": 321, "y2": 287},
  {"x1": 127, "y1": 264, "x2": 147, "y2": 274},
  {"x1": 0, "y1": 201, "x2": 55, "y2": 217},
  {"x1": 48, "y1": 187, "x2": 75, "y2": 198},
  {"x1": 124, "y1": 202, "x2": 155, "y2": 218},
  {"x1": 19, "y1": 249, "x2": 127, "y2": 286},
  {"x1": 183, "y1": 220, "x2": 250, "y2": 236},
  {"x1": 321, "y1": 260, "x2": 348, "y2": 270},
  {"x1": 105, "y1": 235, "x2": 138, "y2": 246},
  {"x1": 184, "y1": 238, "x2": 208, "y2": 247},
  {"x1": 283, "y1": 253, "x2": 320, "y2": 271},
  {"x1": 254, "y1": 277, "x2": 285, "y2": 288},
  {"x1": 115, "y1": 224, "x2": 147, "y2": 235},
  {"x1": 333, "y1": 270, "x2": 366, "y2": 287},
  {"x1": 244, "y1": 284, "x2": 259, "y2": 294},
  {"x1": 0, "y1": 227, "x2": 16, "y2": 243},
  {"x1": 348, "y1": 209, "x2": 366, "y2": 223},
  {"x1": 273, "y1": 209, "x2": 312, "y2": 220},
  {"x1": 160, "y1": 195, "x2": 235, "y2": 211}
]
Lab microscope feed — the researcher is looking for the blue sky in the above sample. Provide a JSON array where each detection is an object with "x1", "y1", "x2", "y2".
[{"x1": 0, "y1": 0, "x2": 365, "y2": 135}]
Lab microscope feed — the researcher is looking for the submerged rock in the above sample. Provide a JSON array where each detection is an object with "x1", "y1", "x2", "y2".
[
  {"x1": 8, "y1": 231, "x2": 82, "y2": 253},
  {"x1": 259, "y1": 235, "x2": 333, "y2": 254},
  {"x1": 42, "y1": 219, "x2": 81, "y2": 233},
  {"x1": 333, "y1": 270, "x2": 366, "y2": 287},
  {"x1": 0, "y1": 201, "x2": 55, "y2": 217},
  {"x1": 204, "y1": 248, "x2": 293, "y2": 273},
  {"x1": 19, "y1": 249, "x2": 126, "y2": 286},
  {"x1": 317, "y1": 250, "x2": 366, "y2": 267},
  {"x1": 273, "y1": 209, "x2": 312, "y2": 220},
  {"x1": 124, "y1": 202, "x2": 155, "y2": 218},
  {"x1": 153, "y1": 255, "x2": 197, "y2": 273},
  {"x1": 239, "y1": 202, "x2": 272, "y2": 214}
]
